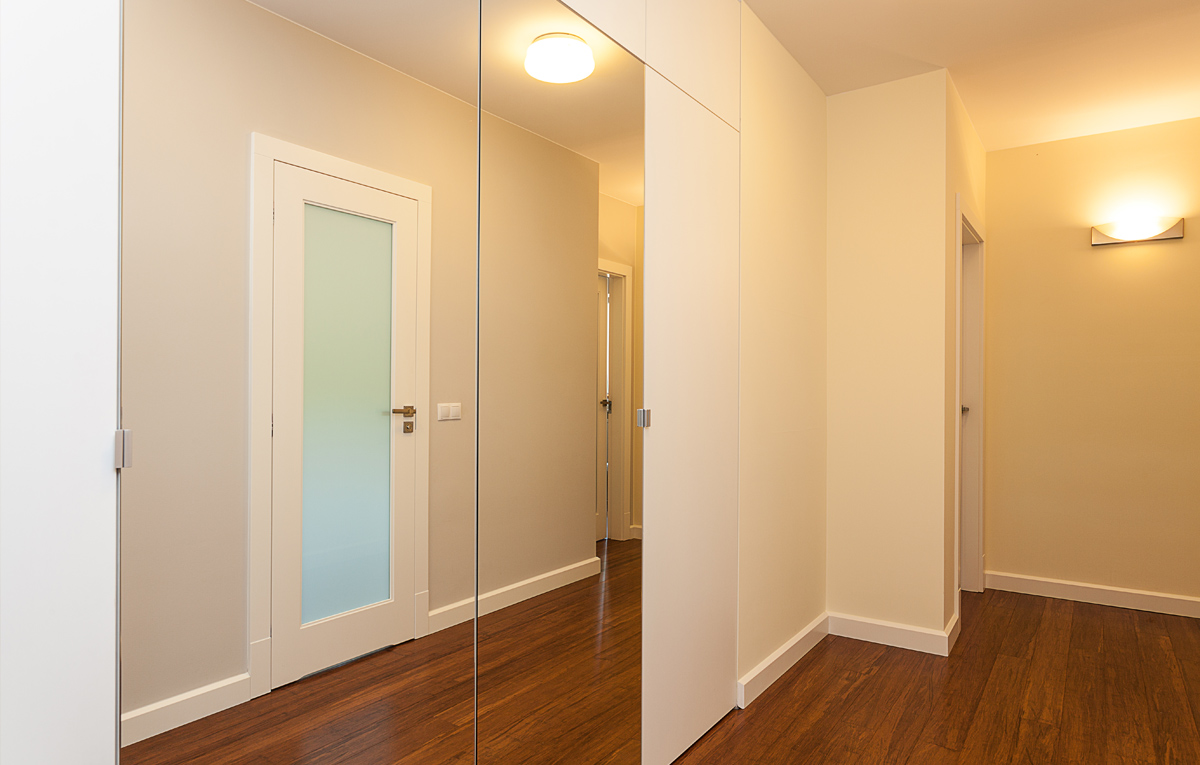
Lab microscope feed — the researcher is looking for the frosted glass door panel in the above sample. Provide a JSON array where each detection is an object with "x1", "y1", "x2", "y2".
[{"x1": 301, "y1": 204, "x2": 394, "y2": 624}]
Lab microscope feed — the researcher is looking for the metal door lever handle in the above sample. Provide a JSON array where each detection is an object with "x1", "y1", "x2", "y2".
[{"x1": 393, "y1": 406, "x2": 417, "y2": 417}]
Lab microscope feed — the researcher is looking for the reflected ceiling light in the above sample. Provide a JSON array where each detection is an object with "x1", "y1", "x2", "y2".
[
  {"x1": 524, "y1": 33, "x2": 595, "y2": 84},
  {"x1": 1091, "y1": 216, "x2": 1185, "y2": 246}
]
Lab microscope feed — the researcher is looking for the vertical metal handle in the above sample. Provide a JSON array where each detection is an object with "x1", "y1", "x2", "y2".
[
  {"x1": 636, "y1": 409, "x2": 651, "y2": 428},
  {"x1": 115, "y1": 429, "x2": 133, "y2": 469}
]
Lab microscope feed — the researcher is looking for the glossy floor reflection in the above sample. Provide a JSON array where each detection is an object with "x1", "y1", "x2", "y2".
[
  {"x1": 121, "y1": 539, "x2": 641, "y2": 765},
  {"x1": 478, "y1": 538, "x2": 641, "y2": 764}
]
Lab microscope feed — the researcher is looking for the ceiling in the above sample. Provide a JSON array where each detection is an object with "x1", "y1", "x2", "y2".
[
  {"x1": 250, "y1": 0, "x2": 645, "y2": 204},
  {"x1": 745, "y1": 0, "x2": 1200, "y2": 150}
]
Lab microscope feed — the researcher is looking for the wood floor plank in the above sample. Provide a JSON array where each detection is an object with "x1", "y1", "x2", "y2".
[
  {"x1": 1011, "y1": 717, "x2": 1058, "y2": 765},
  {"x1": 1053, "y1": 602, "x2": 1109, "y2": 765},
  {"x1": 1101, "y1": 607, "x2": 1157, "y2": 765},
  {"x1": 1134, "y1": 610, "x2": 1200, "y2": 765},
  {"x1": 956, "y1": 653, "x2": 1031, "y2": 764},
  {"x1": 1021, "y1": 597, "x2": 1074, "y2": 727},
  {"x1": 1163, "y1": 614, "x2": 1200, "y2": 740},
  {"x1": 920, "y1": 589, "x2": 1018, "y2": 752}
]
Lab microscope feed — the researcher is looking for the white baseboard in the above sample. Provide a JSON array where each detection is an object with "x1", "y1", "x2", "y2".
[
  {"x1": 630, "y1": 525, "x2": 643, "y2": 540},
  {"x1": 428, "y1": 556, "x2": 603, "y2": 633},
  {"x1": 249, "y1": 637, "x2": 271, "y2": 698},
  {"x1": 120, "y1": 673, "x2": 251, "y2": 747},
  {"x1": 827, "y1": 611, "x2": 957, "y2": 657},
  {"x1": 985, "y1": 571, "x2": 1200, "y2": 619},
  {"x1": 737, "y1": 612, "x2": 829, "y2": 708}
]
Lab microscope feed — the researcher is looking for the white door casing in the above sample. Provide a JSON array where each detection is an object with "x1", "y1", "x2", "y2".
[{"x1": 250, "y1": 135, "x2": 432, "y2": 694}]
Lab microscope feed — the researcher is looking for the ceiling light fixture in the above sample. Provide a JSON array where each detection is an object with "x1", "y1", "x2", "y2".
[
  {"x1": 524, "y1": 33, "x2": 595, "y2": 84},
  {"x1": 1091, "y1": 216, "x2": 1184, "y2": 246}
]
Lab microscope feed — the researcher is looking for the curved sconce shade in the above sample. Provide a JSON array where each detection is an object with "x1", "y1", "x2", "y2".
[
  {"x1": 1092, "y1": 217, "x2": 1185, "y2": 246},
  {"x1": 525, "y1": 33, "x2": 595, "y2": 84}
]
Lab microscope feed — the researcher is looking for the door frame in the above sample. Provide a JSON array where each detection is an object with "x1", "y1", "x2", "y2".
[
  {"x1": 599, "y1": 259, "x2": 635, "y2": 540},
  {"x1": 249, "y1": 134, "x2": 432, "y2": 698},
  {"x1": 955, "y1": 194, "x2": 986, "y2": 601}
]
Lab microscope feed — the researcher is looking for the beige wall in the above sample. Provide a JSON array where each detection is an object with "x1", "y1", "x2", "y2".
[
  {"x1": 985, "y1": 117, "x2": 1200, "y2": 599},
  {"x1": 737, "y1": 6, "x2": 828, "y2": 677},
  {"x1": 478, "y1": 117, "x2": 600, "y2": 591},
  {"x1": 123, "y1": 0, "x2": 599, "y2": 713},
  {"x1": 599, "y1": 194, "x2": 645, "y2": 528},
  {"x1": 944, "y1": 76, "x2": 987, "y2": 620},
  {"x1": 826, "y1": 70, "x2": 950, "y2": 632}
]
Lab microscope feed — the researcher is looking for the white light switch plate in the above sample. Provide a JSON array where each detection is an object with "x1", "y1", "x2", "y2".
[{"x1": 437, "y1": 403, "x2": 462, "y2": 421}]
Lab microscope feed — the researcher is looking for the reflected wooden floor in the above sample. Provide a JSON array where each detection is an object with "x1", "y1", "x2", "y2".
[
  {"x1": 121, "y1": 539, "x2": 641, "y2": 765},
  {"x1": 676, "y1": 590, "x2": 1200, "y2": 765}
]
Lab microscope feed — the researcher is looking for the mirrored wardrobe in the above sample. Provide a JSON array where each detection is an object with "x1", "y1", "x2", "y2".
[{"x1": 117, "y1": 0, "x2": 643, "y2": 762}]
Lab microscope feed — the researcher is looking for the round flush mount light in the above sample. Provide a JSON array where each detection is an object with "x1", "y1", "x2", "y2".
[{"x1": 525, "y1": 33, "x2": 595, "y2": 84}]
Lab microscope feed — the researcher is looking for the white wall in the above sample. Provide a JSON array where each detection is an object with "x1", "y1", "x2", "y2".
[
  {"x1": 826, "y1": 70, "x2": 951, "y2": 633},
  {"x1": 737, "y1": 4, "x2": 828, "y2": 679},
  {"x1": 0, "y1": 0, "x2": 121, "y2": 762}
]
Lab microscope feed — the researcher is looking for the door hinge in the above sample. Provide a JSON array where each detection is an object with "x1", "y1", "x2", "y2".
[
  {"x1": 115, "y1": 429, "x2": 133, "y2": 470},
  {"x1": 636, "y1": 409, "x2": 651, "y2": 428}
]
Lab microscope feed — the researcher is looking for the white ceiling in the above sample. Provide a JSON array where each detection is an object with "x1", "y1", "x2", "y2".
[
  {"x1": 250, "y1": 0, "x2": 645, "y2": 204},
  {"x1": 745, "y1": 0, "x2": 1200, "y2": 150}
]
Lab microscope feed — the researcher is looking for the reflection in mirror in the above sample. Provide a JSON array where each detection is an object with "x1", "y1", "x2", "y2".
[
  {"x1": 478, "y1": 0, "x2": 645, "y2": 761},
  {"x1": 118, "y1": 0, "x2": 480, "y2": 762}
]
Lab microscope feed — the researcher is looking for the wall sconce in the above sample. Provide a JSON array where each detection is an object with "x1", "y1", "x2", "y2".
[{"x1": 1091, "y1": 217, "x2": 1184, "y2": 246}]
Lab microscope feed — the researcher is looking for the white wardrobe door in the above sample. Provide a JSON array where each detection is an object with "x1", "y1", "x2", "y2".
[
  {"x1": 642, "y1": 69, "x2": 740, "y2": 765},
  {"x1": 0, "y1": 0, "x2": 121, "y2": 762}
]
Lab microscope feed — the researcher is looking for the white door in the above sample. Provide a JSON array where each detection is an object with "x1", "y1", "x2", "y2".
[{"x1": 271, "y1": 162, "x2": 419, "y2": 687}]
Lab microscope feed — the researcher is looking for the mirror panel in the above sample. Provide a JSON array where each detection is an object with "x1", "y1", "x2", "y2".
[
  {"x1": 118, "y1": 0, "x2": 480, "y2": 761},
  {"x1": 477, "y1": 0, "x2": 645, "y2": 760}
]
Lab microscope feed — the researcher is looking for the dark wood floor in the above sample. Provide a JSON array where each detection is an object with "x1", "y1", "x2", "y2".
[
  {"x1": 120, "y1": 539, "x2": 640, "y2": 765},
  {"x1": 122, "y1": 544, "x2": 1200, "y2": 765},
  {"x1": 678, "y1": 589, "x2": 1200, "y2": 765}
]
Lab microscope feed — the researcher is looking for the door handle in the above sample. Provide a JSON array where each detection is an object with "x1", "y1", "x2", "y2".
[
  {"x1": 962, "y1": 406, "x2": 970, "y2": 414},
  {"x1": 600, "y1": 398, "x2": 612, "y2": 414},
  {"x1": 392, "y1": 406, "x2": 417, "y2": 418}
]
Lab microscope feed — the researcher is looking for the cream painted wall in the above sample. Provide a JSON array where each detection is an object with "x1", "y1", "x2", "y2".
[
  {"x1": 478, "y1": 117, "x2": 600, "y2": 592},
  {"x1": 123, "y1": 0, "x2": 600, "y2": 714},
  {"x1": 599, "y1": 194, "x2": 645, "y2": 528},
  {"x1": 737, "y1": 5, "x2": 828, "y2": 677},
  {"x1": 827, "y1": 70, "x2": 951, "y2": 633},
  {"x1": 985, "y1": 117, "x2": 1200, "y2": 599},
  {"x1": 944, "y1": 76, "x2": 987, "y2": 620}
]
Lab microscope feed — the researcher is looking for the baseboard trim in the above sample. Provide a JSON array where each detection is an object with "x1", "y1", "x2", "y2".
[
  {"x1": 428, "y1": 556, "x2": 603, "y2": 633},
  {"x1": 737, "y1": 612, "x2": 829, "y2": 708},
  {"x1": 120, "y1": 673, "x2": 251, "y2": 747},
  {"x1": 827, "y1": 612, "x2": 956, "y2": 657},
  {"x1": 985, "y1": 571, "x2": 1200, "y2": 619},
  {"x1": 630, "y1": 525, "x2": 643, "y2": 540}
]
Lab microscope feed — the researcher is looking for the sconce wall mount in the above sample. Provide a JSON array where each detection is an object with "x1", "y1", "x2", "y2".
[{"x1": 1091, "y1": 217, "x2": 1184, "y2": 246}]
